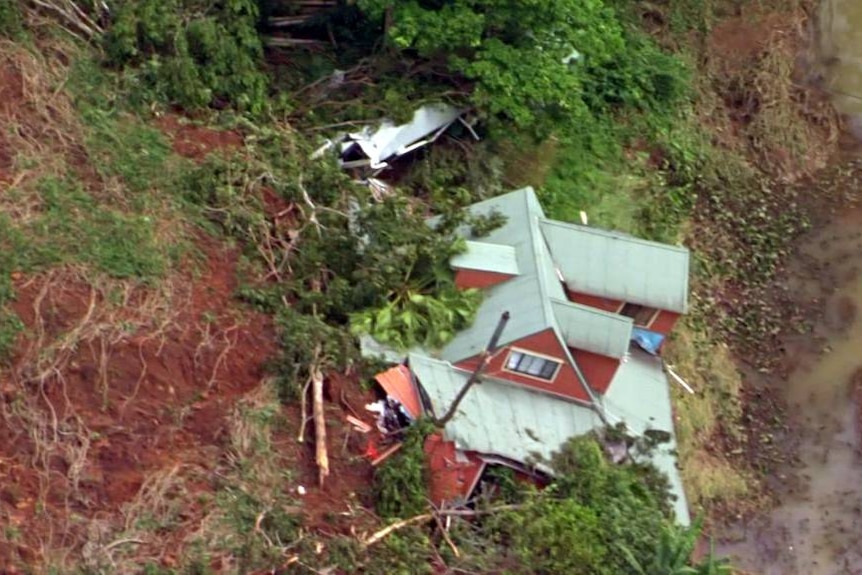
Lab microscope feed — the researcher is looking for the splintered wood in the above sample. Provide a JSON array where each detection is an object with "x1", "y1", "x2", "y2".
[{"x1": 312, "y1": 367, "x2": 329, "y2": 486}]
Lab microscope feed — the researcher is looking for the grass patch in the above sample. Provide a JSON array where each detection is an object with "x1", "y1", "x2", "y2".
[
  {"x1": 186, "y1": 381, "x2": 301, "y2": 572},
  {"x1": 665, "y1": 321, "x2": 756, "y2": 513},
  {"x1": 11, "y1": 176, "x2": 169, "y2": 279}
]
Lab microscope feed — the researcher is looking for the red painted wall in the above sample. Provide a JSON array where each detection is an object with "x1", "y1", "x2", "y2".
[
  {"x1": 567, "y1": 290, "x2": 681, "y2": 340},
  {"x1": 570, "y1": 348, "x2": 620, "y2": 394},
  {"x1": 425, "y1": 434, "x2": 485, "y2": 504},
  {"x1": 456, "y1": 329, "x2": 590, "y2": 402},
  {"x1": 454, "y1": 268, "x2": 514, "y2": 290},
  {"x1": 648, "y1": 310, "x2": 680, "y2": 337},
  {"x1": 566, "y1": 290, "x2": 622, "y2": 313}
]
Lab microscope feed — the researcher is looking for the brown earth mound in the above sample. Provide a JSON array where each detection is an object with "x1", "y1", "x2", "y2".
[{"x1": 0, "y1": 239, "x2": 274, "y2": 568}]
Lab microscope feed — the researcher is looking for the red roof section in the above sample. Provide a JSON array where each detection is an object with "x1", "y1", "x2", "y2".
[{"x1": 374, "y1": 364, "x2": 423, "y2": 418}]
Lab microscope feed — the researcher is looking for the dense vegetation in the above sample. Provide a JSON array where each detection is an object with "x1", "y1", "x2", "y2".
[
  {"x1": 364, "y1": 432, "x2": 730, "y2": 575},
  {"x1": 0, "y1": 0, "x2": 833, "y2": 572}
]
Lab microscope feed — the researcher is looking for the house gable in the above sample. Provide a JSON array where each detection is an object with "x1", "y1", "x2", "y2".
[
  {"x1": 570, "y1": 348, "x2": 620, "y2": 394},
  {"x1": 566, "y1": 290, "x2": 623, "y2": 313},
  {"x1": 455, "y1": 328, "x2": 592, "y2": 402}
]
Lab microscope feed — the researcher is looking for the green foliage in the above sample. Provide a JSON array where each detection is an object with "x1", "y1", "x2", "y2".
[
  {"x1": 273, "y1": 307, "x2": 356, "y2": 401},
  {"x1": 373, "y1": 420, "x2": 433, "y2": 519},
  {"x1": 364, "y1": 527, "x2": 435, "y2": 574},
  {"x1": 346, "y1": 195, "x2": 499, "y2": 350},
  {"x1": 102, "y1": 0, "x2": 268, "y2": 113},
  {"x1": 355, "y1": 0, "x2": 688, "y2": 137},
  {"x1": 29, "y1": 177, "x2": 167, "y2": 278},
  {"x1": 350, "y1": 286, "x2": 481, "y2": 351},
  {"x1": 620, "y1": 520, "x2": 701, "y2": 575},
  {"x1": 215, "y1": 486, "x2": 300, "y2": 569},
  {"x1": 0, "y1": 219, "x2": 25, "y2": 364},
  {"x1": 0, "y1": 174, "x2": 169, "y2": 282},
  {"x1": 0, "y1": 309, "x2": 23, "y2": 365},
  {"x1": 464, "y1": 436, "x2": 727, "y2": 574},
  {"x1": 183, "y1": 141, "x2": 496, "y2": 365},
  {"x1": 490, "y1": 495, "x2": 609, "y2": 574},
  {"x1": 621, "y1": 518, "x2": 733, "y2": 575},
  {"x1": 0, "y1": 2, "x2": 25, "y2": 40}
]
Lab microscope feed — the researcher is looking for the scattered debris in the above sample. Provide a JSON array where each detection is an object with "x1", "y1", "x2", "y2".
[
  {"x1": 370, "y1": 443, "x2": 403, "y2": 467},
  {"x1": 312, "y1": 104, "x2": 477, "y2": 174},
  {"x1": 365, "y1": 398, "x2": 412, "y2": 434},
  {"x1": 346, "y1": 415, "x2": 372, "y2": 433},
  {"x1": 631, "y1": 327, "x2": 665, "y2": 355},
  {"x1": 666, "y1": 365, "x2": 695, "y2": 394},
  {"x1": 363, "y1": 177, "x2": 393, "y2": 201}
]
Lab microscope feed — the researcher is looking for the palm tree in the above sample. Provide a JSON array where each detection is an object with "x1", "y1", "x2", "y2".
[{"x1": 620, "y1": 518, "x2": 732, "y2": 575}]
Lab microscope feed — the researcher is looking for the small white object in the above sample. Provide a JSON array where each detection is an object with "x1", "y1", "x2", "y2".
[
  {"x1": 365, "y1": 401, "x2": 386, "y2": 414},
  {"x1": 666, "y1": 365, "x2": 695, "y2": 394},
  {"x1": 579, "y1": 211, "x2": 589, "y2": 225},
  {"x1": 297, "y1": 485, "x2": 306, "y2": 496}
]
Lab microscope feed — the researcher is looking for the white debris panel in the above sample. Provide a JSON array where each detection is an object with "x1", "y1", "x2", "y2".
[{"x1": 313, "y1": 103, "x2": 474, "y2": 171}]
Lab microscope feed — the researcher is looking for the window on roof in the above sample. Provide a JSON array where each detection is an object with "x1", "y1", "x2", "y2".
[
  {"x1": 504, "y1": 350, "x2": 561, "y2": 381},
  {"x1": 620, "y1": 303, "x2": 659, "y2": 327}
]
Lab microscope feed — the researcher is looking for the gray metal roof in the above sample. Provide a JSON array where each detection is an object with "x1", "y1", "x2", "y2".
[
  {"x1": 601, "y1": 349, "x2": 690, "y2": 525},
  {"x1": 410, "y1": 353, "x2": 601, "y2": 465},
  {"x1": 450, "y1": 241, "x2": 520, "y2": 276},
  {"x1": 539, "y1": 219, "x2": 690, "y2": 314},
  {"x1": 550, "y1": 299, "x2": 633, "y2": 359},
  {"x1": 439, "y1": 188, "x2": 563, "y2": 363},
  {"x1": 411, "y1": 351, "x2": 690, "y2": 525}
]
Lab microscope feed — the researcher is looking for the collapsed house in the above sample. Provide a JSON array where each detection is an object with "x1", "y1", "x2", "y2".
[{"x1": 364, "y1": 187, "x2": 691, "y2": 525}]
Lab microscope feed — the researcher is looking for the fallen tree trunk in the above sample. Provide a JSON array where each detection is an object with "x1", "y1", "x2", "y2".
[
  {"x1": 363, "y1": 504, "x2": 525, "y2": 547},
  {"x1": 312, "y1": 366, "x2": 329, "y2": 486}
]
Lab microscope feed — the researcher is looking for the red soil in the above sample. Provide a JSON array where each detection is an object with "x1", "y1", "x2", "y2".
[
  {"x1": 0, "y1": 239, "x2": 275, "y2": 566},
  {"x1": 155, "y1": 114, "x2": 244, "y2": 161}
]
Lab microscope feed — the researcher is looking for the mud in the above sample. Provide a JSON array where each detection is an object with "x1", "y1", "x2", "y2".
[
  {"x1": 817, "y1": 0, "x2": 862, "y2": 119},
  {"x1": 721, "y1": 208, "x2": 862, "y2": 574}
]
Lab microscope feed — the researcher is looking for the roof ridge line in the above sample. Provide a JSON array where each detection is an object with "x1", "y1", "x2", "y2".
[
  {"x1": 548, "y1": 297, "x2": 635, "y2": 324},
  {"x1": 538, "y1": 217, "x2": 689, "y2": 254}
]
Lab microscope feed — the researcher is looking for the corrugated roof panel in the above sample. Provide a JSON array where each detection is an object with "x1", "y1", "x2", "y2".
[
  {"x1": 450, "y1": 241, "x2": 520, "y2": 276},
  {"x1": 550, "y1": 299, "x2": 634, "y2": 359},
  {"x1": 440, "y1": 188, "x2": 552, "y2": 362},
  {"x1": 374, "y1": 364, "x2": 423, "y2": 419},
  {"x1": 539, "y1": 219, "x2": 690, "y2": 314},
  {"x1": 602, "y1": 349, "x2": 690, "y2": 525},
  {"x1": 409, "y1": 354, "x2": 601, "y2": 468},
  {"x1": 410, "y1": 351, "x2": 690, "y2": 524},
  {"x1": 347, "y1": 104, "x2": 462, "y2": 166}
]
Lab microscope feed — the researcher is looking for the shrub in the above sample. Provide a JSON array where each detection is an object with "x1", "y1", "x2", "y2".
[
  {"x1": 0, "y1": 2, "x2": 25, "y2": 39},
  {"x1": 102, "y1": 0, "x2": 268, "y2": 113},
  {"x1": 373, "y1": 420, "x2": 433, "y2": 519},
  {"x1": 355, "y1": 0, "x2": 688, "y2": 138}
]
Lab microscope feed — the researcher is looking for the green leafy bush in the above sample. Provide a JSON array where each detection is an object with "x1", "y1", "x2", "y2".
[
  {"x1": 373, "y1": 420, "x2": 433, "y2": 519},
  {"x1": 0, "y1": 2, "x2": 25, "y2": 39},
  {"x1": 355, "y1": 0, "x2": 687, "y2": 137},
  {"x1": 473, "y1": 436, "x2": 687, "y2": 574},
  {"x1": 350, "y1": 285, "x2": 481, "y2": 351},
  {"x1": 0, "y1": 309, "x2": 23, "y2": 365},
  {"x1": 102, "y1": 0, "x2": 268, "y2": 113}
]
